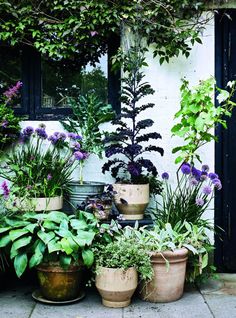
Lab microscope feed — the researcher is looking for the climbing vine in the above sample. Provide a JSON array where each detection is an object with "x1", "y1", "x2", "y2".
[{"x1": 0, "y1": 0, "x2": 212, "y2": 66}]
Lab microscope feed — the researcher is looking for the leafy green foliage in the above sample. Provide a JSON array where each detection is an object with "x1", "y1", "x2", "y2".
[
  {"x1": 0, "y1": 210, "x2": 107, "y2": 277},
  {"x1": 172, "y1": 78, "x2": 236, "y2": 164},
  {"x1": 0, "y1": 1, "x2": 209, "y2": 66}
]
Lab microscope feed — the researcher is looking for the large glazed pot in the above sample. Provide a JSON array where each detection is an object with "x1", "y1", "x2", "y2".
[
  {"x1": 15, "y1": 196, "x2": 63, "y2": 212},
  {"x1": 113, "y1": 183, "x2": 149, "y2": 220},
  {"x1": 95, "y1": 267, "x2": 138, "y2": 308},
  {"x1": 67, "y1": 181, "x2": 105, "y2": 210},
  {"x1": 36, "y1": 263, "x2": 84, "y2": 301},
  {"x1": 139, "y1": 248, "x2": 188, "y2": 302}
]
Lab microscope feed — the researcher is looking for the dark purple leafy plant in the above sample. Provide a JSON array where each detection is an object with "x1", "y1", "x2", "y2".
[{"x1": 102, "y1": 45, "x2": 163, "y2": 191}]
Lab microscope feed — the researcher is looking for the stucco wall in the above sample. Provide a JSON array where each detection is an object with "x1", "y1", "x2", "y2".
[{"x1": 21, "y1": 15, "x2": 215, "y2": 220}]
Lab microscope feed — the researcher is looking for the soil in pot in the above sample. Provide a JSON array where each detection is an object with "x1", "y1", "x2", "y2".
[
  {"x1": 95, "y1": 267, "x2": 138, "y2": 308},
  {"x1": 113, "y1": 183, "x2": 149, "y2": 220},
  {"x1": 139, "y1": 248, "x2": 188, "y2": 303},
  {"x1": 37, "y1": 263, "x2": 84, "y2": 301}
]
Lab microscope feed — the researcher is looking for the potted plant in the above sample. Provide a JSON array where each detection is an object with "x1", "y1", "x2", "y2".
[
  {"x1": 94, "y1": 227, "x2": 153, "y2": 308},
  {"x1": 0, "y1": 125, "x2": 84, "y2": 212},
  {"x1": 61, "y1": 92, "x2": 115, "y2": 209},
  {"x1": 102, "y1": 44, "x2": 163, "y2": 220},
  {"x1": 138, "y1": 222, "x2": 212, "y2": 302},
  {"x1": 0, "y1": 210, "x2": 107, "y2": 301}
]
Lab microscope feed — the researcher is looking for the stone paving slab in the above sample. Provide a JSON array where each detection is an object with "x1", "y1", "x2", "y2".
[{"x1": 203, "y1": 294, "x2": 236, "y2": 318}]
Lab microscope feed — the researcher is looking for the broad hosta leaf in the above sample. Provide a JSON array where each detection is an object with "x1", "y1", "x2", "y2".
[
  {"x1": 48, "y1": 239, "x2": 61, "y2": 254},
  {"x1": 70, "y1": 219, "x2": 87, "y2": 230},
  {"x1": 82, "y1": 249, "x2": 94, "y2": 267},
  {"x1": 0, "y1": 227, "x2": 11, "y2": 234},
  {"x1": 9, "y1": 229, "x2": 28, "y2": 241},
  {"x1": 25, "y1": 224, "x2": 38, "y2": 234},
  {"x1": 60, "y1": 238, "x2": 73, "y2": 255},
  {"x1": 59, "y1": 254, "x2": 72, "y2": 269},
  {"x1": 14, "y1": 253, "x2": 28, "y2": 277},
  {"x1": 11, "y1": 236, "x2": 32, "y2": 251},
  {"x1": 29, "y1": 252, "x2": 43, "y2": 269},
  {"x1": 43, "y1": 220, "x2": 58, "y2": 230},
  {"x1": 0, "y1": 234, "x2": 11, "y2": 248},
  {"x1": 37, "y1": 231, "x2": 55, "y2": 245},
  {"x1": 46, "y1": 211, "x2": 69, "y2": 224},
  {"x1": 74, "y1": 231, "x2": 95, "y2": 247}
]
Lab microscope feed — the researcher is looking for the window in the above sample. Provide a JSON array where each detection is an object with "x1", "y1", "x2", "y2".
[{"x1": 0, "y1": 36, "x2": 120, "y2": 120}]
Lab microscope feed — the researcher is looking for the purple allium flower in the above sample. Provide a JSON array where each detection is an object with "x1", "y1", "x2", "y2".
[
  {"x1": 48, "y1": 135, "x2": 58, "y2": 145},
  {"x1": 190, "y1": 178, "x2": 198, "y2": 186},
  {"x1": 192, "y1": 167, "x2": 202, "y2": 181},
  {"x1": 68, "y1": 132, "x2": 82, "y2": 140},
  {"x1": 54, "y1": 132, "x2": 60, "y2": 137},
  {"x1": 202, "y1": 165, "x2": 210, "y2": 172},
  {"x1": 161, "y1": 172, "x2": 169, "y2": 180},
  {"x1": 1, "y1": 120, "x2": 8, "y2": 128},
  {"x1": 47, "y1": 174, "x2": 52, "y2": 181},
  {"x1": 35, "y1": 127, "x2": 48, "y2": 139},
  {"x1": 127, "y1": 162, "x2": 142, "y2": 176},
  {"x1": 82, "y1": 152, "x2": 89, "y2": 160},
  {"x1": 58, "y1": 132, "x2": 66, "y2": 141},
  {"x1": 196, "y1": 198, "x2": 204, "y2": 206},
  {"x1": 23, "y1": 126, "x2": 34, "y2": 136},
  {"x1": 3, "y1": 81, "x2": 22, "y2": 101},
  {"x1": 74, "y1": 151, "x2": 84, "y2": 160},
  {"x1": 19, "y1": 132, "x2": 30, "y2": 143},
  {"x1": 200, "y1": 171, "x2": 208, "y2": 181},
  {"x1": 202, "y1": 185, "x2": 212, "y2": 195},
  {"x1": 209, "y1": 172, "x2": 219, "y2": 180},
  {"x1": 212, "y1": 179, "x2": 222, "y2": 190},
  {"x1": 1, "y1": 181, "x2": 10, "y2": 199},
  {"x1": 181, "y1": 163, "x2": 191, "y2": 175},
  {"x1": 73, "y1": 142, "x2": 81, "y2": 151}
]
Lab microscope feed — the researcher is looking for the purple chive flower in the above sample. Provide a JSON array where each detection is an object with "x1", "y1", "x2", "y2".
[
  {"x1": 192, "y1": 167, "x2": 202, "y2": 181},
  {"x1": 48, "y1": 135, "x2": 58, "y2": 145},
  {"x1": 202, "y1": 165, "x2": 210, "y2": 172},
  {"x1": 1, "y1": 120, "x2": 8, "y2": 128},
  {"x1": 209, "y1": 173, "x2": 219, "y2": 180},
  {"x1": 203, "y1": 186, "x2": 212, "y2": 195},
  {"x1": 181, "y1": 163, "x2": 191, "y2": 175},
  {"x1": 35, "y1": 127, "x2": 48, "y2": 139},
  {"x1": 82, "y1": 152, "x2": 89, "y2": 160},
  {"x1": 3, "y1": 81, "x2": 23, "y2": 101},
  {"x1": 23, "y1": 126, "x2": 34, "y2": 136},
  {"x1": 200, "y1": 171, "x2": 208, "y2": 181},
  {"x1": 212, "y1": 179, "x2": 222, "y2": 190},
  {"x1": 74, "y1": 151, "x2": 84, "y2": 160},
  {"x1": 190, "y1": 178, "x2": 198, "y2": 186},
  {"x1": 58, "y1": 132, "x2": 66, "y2": 141},
  {"x1": 196, "y1": 198, "x2": 204, "y2": 206},
  {"x1": 161, "y1": 172, "x2": 169, "y2": 180},
  {"x1": 47, "y1": 174, "x2": 52, "y2": 181},
  {"x1": 1, "y1": 181, "x2": 10, "y2": 199},
  {"x1": 19, "y1": 132, "x2": 30, "y2": 143},
  {"x1": 73, "y1": 142, "x2": 81, "y2": 151}
]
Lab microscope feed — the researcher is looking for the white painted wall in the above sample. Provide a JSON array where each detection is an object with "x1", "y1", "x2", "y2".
[{"x1": 21, "y1": 14, "x2": 215, "y2": 221}]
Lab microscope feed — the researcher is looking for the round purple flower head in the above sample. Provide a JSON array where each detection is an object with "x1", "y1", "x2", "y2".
[
  {"x1": 58, "y1": 132, "x2": 66, "y2": 141},
  {"x1": 181, "y1": 164, "x2": 191, "y2": 175},
  {"x1": 209, "y1": 172, "x2": 219, "y2": 180},
  {"x1": 48, "y1": 135, "x2": 58, "y2": 145},
  {"x1": 35, "y1": 127, "x2": 48, "y2": 139},
  {"x1": 73, "y1": 142, "x2": 81, "y2": 151},
  {"x1": 74, "y1": 151, "x2": 84, "y2": 160},
  {"x1": 203, "y1": 186, "x2": 212, "y2": 195},
  {"x1": 212, "y1": 179, "x2": 222, "y2": 190},
  {"x1": 1, "y1": 181, "x2": 10, "y2": 199},
  {"x1": 196, "y1": 198, "x2": 204, "y2": 207},
  {"x1": 200, "y1": 171, "x2": 208, "y2": 181},
  {"x1": 161, "y1": 172, "x2": 169, "y2": 180},
  {"x1": 192, "y1": 167, "x2": 202, "y2": 181},
  {"x1": 23, "y1": 126, "x2": 34, "y2": 136},
  {"x1": 190, "y1": 178, "x2": 198, "y2": 186},
  {"x1": 202, "y1": 165, "x2": 210, "y2": 172}
]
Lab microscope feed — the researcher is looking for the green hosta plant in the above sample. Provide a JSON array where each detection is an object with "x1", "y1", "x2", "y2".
[
  {"x1": 172, "y1": 78, "x2": 236, "y2": 164},
  {"x1": 0, "y1": 210, "x2": 111, "y2": 277}
]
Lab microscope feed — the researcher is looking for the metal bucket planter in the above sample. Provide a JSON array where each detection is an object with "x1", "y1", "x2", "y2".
[
  {"x1": 139, "y1": 248, "x2": 188, "y2": 302},
  {"x1": 113, "y1": 183, "x2": 149, "y2": 220},
  {"x1": 36, "y1": 263, "x2": 84, "y2": 301},
  {"x1": 68, "y1": 181, "x2": 105, "y2": 210}
]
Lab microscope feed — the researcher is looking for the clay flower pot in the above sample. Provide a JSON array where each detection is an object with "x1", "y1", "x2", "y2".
[
  {"x1": 15, "y1": 196, "x2": 63, "y2": 212},
  {"x1": 36, "y1": 263, "x2": 84, "y2": 301},
  {"x1": 95, "y1": 267, "x2": 138, "y2": 307},
  {"x1": 113, "y1": 183, "x2": 149, "y2": 220},
  {"x1": 139, "y1": 248, "x2": 188, "y2": 302}
]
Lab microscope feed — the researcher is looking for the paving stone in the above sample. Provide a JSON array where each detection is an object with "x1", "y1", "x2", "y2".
[
  {"x1": 0, "y1": 286, "x2": 35, "y2": 318},
  {"x1": 123, "y1": 290, "x2": 214, "y2": 318},
  {"x1": 203, "y1": 294, "x2": 236, "y2": 318}
]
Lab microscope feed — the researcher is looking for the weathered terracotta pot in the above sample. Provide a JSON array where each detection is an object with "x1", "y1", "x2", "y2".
[
  {"x1": 113, "y1": 183, "x2": 149, "y2": 220},
  {"x1": 95, "y1": 267, "x2": 138, "y2": 307},
  {"x1": 36, "y1": 263, "x2": 84, "y2": 301},
  {"x1": 139, "y1": 248, "x2": 188, "y2": 303},
  {"x1": 15, "y1": 196, "x2": 63, "y2": 212}
]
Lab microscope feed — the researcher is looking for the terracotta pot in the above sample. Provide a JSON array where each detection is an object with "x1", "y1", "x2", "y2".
[
  {"x1": 113, "y1": 183, "x2": 149, "y2": 220},
  {"x1": 15, "y1": 196, "x2": 63, "y2": 212},
  {"x1": 95, "y1": 267, "x2": 138, "y2": 308},
  {"x1": 139, "y1": 248, "x2": 188, "y2": 303},
  {"x1": 36, "y1": 263, "x2": 84, "y2": 301}
]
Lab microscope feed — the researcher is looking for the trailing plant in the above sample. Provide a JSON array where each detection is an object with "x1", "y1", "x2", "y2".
[
  {"x1": 103, "y1": 45, "x2": 163, "y2": 191},
  {"x1": 62, "y1": 93, "x2": 114, "y2": 184},
  {"x1": 0, "y1": 125, "x2": 85, "y2": 198},
  {"x1": 172, "y1": 78, "x2": 236, "y2": 164},
  {"x1": 0, "y1": 210, "x2": 114, "y2": 278},
  {"x1": 152, "y1": 164, "x2": 222, "y2": 226},
  {"x1": 0, "y1": 81, "x2": 22, "y2": 153},
  {"x1": 0, "y1": 1, "x2": 210, "y2": 66}
]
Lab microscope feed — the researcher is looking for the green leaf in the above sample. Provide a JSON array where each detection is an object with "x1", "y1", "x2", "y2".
[
  {"x1": 25, "y1": 224, "x2": 38, "y2": 234},
  {"x1": 48, "y1": 239, "x2": 61, "y2": 253},
  {"x1": 37, "y1": 231, "x2": 55, "y2": 245},
  {"x1": 82, "y1": 249, "x2": 94, "y2": 267},
  {"x1": 59, "y1": 254, "x2": 72, "y2": 269},
  {"x1": 11, "y1": 236, "x2": 32, "y2": 251},
  {"x1": 73, "y1": 230, "x2": 95, "y2": 247},
  {"x1": 70, "y1": 219, "x2": 87, "y2": 230},
  {"x1": 14, "y1": 253, "x2": 28, "y2": 277},
  {"x1": 0, "y1": 227, "x2": 11, "y2": 234},
  {"x1": 9, "y1": 229, "x2": 29, "y2": 241},
  {"x1": 46, "y1": 211, "x2": 69, "y2": 224},
  {"x1": 60, "y1": 238, "x2": 73, "y2": 255},
  {"x1": 29, "y1": 252, "x2": 43, "y2": 268},
  {"x1": 202, "y1": 253, "x2": 208, "y2": 269},
  {"x1": 42, "y1": 220, "x2": 58, "y2": 230},
  {"x1": 0, "y1": 234, "x2": 11, "y2": 247}
]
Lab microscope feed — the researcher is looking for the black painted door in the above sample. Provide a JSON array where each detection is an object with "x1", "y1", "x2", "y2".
[{"x1": 215, "y1": 9, "x2": 236, "y2": 272}]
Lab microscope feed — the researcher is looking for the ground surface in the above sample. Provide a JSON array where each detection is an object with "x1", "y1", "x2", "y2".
[{"x1": 1, "y1": 281, "x2": 236, "y2": 318}]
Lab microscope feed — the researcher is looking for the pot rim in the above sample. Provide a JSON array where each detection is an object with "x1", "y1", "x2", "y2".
[
  {"x1": 16, "y1": 195, "x2": 62, "y2": 200},
  {"x1": 98, "y1": 266, "x2": 136, "y2": 272},
  {"x1": 36, "y1": 262, "x2": 82, "y2": 272},
  {"x1": 149, "y1": 248, "x2": 188, "y2": 263},
  {"x1": 69, "y1": 181, "x2": 106, "y2": 186},
  {"x1": 113, "y1": 183, "x2": 149, "y2": 186}
]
